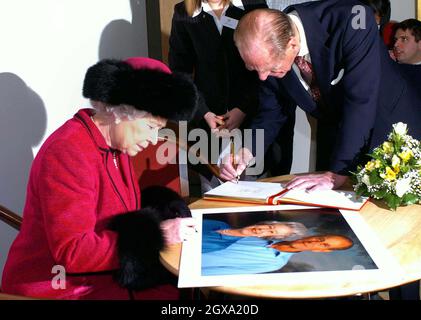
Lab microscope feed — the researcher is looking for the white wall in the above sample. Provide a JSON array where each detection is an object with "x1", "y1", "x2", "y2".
[
  {"x1": 0, "y1": 0, "x2": 418, "y2": 287},
  {"x1": 0, "y1": 0, "x2": 148, "y2": 282},
  {"x1": 391, "y1": 0, "x2": 416, "y2": 21}
]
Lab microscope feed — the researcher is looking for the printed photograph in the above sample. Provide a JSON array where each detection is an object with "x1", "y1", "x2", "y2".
[{"x1": 201, "y1": 208, "x2": 378, "y2": 276}]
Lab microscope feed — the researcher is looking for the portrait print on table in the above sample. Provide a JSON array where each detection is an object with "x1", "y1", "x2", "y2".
[{"x1": 178, "y1": 205, "x2": 402, "y2": 288}]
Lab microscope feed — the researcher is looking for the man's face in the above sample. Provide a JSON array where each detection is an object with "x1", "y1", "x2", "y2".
[
  {"x1": 240, "y1": 40, "x2": 298, "y2": 81},
  {"x1": 393, "y1": 28, "x2": 421, "y2": 64},
  {"x1": 269, "y1": 235, "x2": 352, "y2": 253}
]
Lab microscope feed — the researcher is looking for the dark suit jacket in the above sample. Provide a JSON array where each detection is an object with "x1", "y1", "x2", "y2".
[
  {"x1": 254, "y1": 0, "x2": 421, "y2": 175},
  {"x1": 168, "y1": 0, "x2": 267, "y2": 122}
]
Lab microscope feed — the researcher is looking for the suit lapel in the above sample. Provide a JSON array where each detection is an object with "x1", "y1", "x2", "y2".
[
  {"x1": 221, "y1": 4, "x2": 243, "y2": 37},
  {"x1": 225, "y1": 4, "x2": 244, "y2": 20},
  {"x1": 200, "y1": 11, "x2": 221, "y2": 39},
  {"x1": 281, "y1": 71, "x2": 320, "y2": 116}
]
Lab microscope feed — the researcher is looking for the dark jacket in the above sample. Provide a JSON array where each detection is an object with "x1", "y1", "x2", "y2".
[{"x1": 253, "y1": 0, "x2": 421, "y2": 174}]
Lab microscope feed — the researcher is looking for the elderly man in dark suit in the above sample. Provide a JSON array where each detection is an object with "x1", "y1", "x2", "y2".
[{"x1": 219, "y1": 0, "x2": 421, "y2": 192}]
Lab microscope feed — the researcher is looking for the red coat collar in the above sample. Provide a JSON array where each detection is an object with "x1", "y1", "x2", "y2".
[{"x1": 73, "y1": 108, "x2": 111, "y2": 152}]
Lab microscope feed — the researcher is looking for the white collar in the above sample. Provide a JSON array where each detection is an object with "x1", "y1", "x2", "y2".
[
  {"x1": 192, "y1": 0, "x2": 244, "y2": 18},
  {"x1": 288, "y1": 11, "x2": 309, "y2": 58}
]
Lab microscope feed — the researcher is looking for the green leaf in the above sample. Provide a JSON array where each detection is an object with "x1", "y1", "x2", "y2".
[
  {"x1": 369, "y1": 171, "x2": 383, "y2": 185},
  {"x1": 400, "y1": 165, "x2": 410, "y2": 175},
  {"x1": 350, "y1": 172, "x2": 359, "y2": 184},
  {"x1": 373, "y1": 188, "x2": 388, "y2": 199},
  {"x1": 401, "y1": 193, "x2": 420, "y2": 206},
  {"x1": 384, "y1": 193, "x2": 401, "y2": 211},
  {"x1": 370, "y1": 152, "x2": 384, "y2": 161},
  {"x1": 355, "y1": 184, "x2": 368, "y2": 197}
]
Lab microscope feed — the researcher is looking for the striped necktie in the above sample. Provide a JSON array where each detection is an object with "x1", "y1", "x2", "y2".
[{"x1": 294, "y1": 56, "x2": 322, "y2": 102}]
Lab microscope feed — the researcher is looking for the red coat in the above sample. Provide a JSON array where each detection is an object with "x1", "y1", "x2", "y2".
[{"x1": 1, "y1": 109, "x2": 177, "y2": 299}]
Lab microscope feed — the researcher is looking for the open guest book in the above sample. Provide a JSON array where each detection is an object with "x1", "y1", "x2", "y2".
[{"x1": 203, "y1": 181, "x2": 369, "y2": 211}]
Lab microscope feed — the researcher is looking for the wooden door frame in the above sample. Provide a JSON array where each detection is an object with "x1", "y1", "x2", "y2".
[
  {"x1": 146, "y1": 0, "x2": 179, "y2": 64},
  {"x1": 417, "y1": 0, "x2": 421, "y2": 19}
]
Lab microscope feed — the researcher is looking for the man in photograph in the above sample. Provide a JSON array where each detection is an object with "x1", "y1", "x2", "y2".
[{"x1": 393, "y1": 18, "x2": 421, "y2": 65}]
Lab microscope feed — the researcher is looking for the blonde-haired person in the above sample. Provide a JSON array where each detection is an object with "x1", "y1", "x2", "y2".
[
  {"x1": 1, "y1": 58, "x2": 198, "y2": 300},
  {"x1": 169, "y1": 0, "x2": 267, "y2": 131}
]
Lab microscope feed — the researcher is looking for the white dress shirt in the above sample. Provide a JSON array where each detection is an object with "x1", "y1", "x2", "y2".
[
  {"x1": 192, "y1": 0, "x2": 245, "y2": 35},
  {"x1": 289, "y1": 11, "x2": 313, "y2": 93}
]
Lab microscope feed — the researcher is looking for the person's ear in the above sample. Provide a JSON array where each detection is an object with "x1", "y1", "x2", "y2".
[{"x1": 287, "y1": 36, "x2": 299, "y2": 52}]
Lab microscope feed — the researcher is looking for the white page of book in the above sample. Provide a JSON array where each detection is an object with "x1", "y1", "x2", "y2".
[
  {"x1": 204, "y1": 181, "x2": 284, "y2": 200},
  {"x1": 281, "y1": 188, "x2": 368, "y2": 210},
  {"x1": 205, "y1": 181, "x2": 368, "y2": 210}
]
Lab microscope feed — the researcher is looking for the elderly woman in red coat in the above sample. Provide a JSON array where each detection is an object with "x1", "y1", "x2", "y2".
[{"x1": 1, "y1": 58, "x2": 198, "y2": 299}]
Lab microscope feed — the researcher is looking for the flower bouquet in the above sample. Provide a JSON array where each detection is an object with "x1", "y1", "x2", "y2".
[{"x1": 353, "y1": 123, "x2": 421, "y2": 210}]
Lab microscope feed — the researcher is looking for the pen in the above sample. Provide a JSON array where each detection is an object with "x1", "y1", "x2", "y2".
[{"x1": 230, "y1": 136, "x2": 239, "y2": 183}]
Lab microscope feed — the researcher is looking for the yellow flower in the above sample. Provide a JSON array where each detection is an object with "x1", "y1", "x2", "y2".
[
  {"x1": 399, "y1": 150, "x2": 413, "y2": 163},
  {"x1": 380, "y1": 167, "x2": 397, "y2": 181},
  {"x1": 375, "y1": 160, "x2": 382, "y2": 168},
  {"x1": 392, "y1": 155, "x2": 401, "y2": 173},
  {"x1": 365, "y1": 161, "x2": 376, "y2": 172},
  {"x1": 382, "y1": 142, "x2": 393, "y2": 154}
]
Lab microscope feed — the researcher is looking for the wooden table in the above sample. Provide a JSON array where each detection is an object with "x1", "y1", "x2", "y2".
[{"x1": 160, "y1": 175, "x2": 421, "y2": 299}]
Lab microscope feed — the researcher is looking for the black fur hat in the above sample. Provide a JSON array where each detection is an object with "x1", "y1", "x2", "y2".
[{"x1": 82, "y1": 58, "x2": 198, "y2": 121}]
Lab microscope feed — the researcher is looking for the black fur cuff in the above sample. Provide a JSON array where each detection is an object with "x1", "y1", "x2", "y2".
[
  {"x1": 109, "y1": 208, "x2": 166, "y2": 290},
  {"x1": 141, "y1": 186, "x2": 191, "y2": 220}
]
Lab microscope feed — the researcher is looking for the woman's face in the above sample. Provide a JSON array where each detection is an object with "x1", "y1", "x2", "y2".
[
  {"x1": 109, "y1": 114, "x2": 166, "y2": 156},
  {"x1": 237, "y1": 223, "x2": 294, "y2": 238}
]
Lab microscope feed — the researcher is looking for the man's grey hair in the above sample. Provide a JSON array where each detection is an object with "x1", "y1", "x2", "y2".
[{"x1": 234, "y1": 8, "x2": 296, "y2": 60}]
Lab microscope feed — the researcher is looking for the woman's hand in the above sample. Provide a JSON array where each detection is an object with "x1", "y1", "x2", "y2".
[
  {"x1": 160, "y1": 217, "x2": 197, "y2": 244},
  {"x1": 204, "y1": 111, "x2": 225, "y2": 130},
  {"x1": 219, "y1": 108, "x2": 246, "y2": 131}
]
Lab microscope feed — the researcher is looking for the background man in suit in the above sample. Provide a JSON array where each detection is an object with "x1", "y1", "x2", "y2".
[
  {"x1": 219, "y1": 0, "x2": 421, "y2": 192},
  {"x1": 393, "y1": 19, "x2": 421, "y2": 65}
]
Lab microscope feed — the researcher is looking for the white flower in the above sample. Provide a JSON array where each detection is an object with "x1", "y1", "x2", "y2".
[
  {"x1": 392, "y1": 155, "x2": 401, "y2": 169},
  {"x1": 362, "y1": 174, "x2": 371, "y2": 186},
  {"x1": 395, "y1": 177, "x2": 412, "y2": 197},
  {"x1": 393, "y1": 122, "x2": 408, "y2": 136}
]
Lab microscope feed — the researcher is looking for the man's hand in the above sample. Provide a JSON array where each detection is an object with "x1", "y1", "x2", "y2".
[
  {"x1": 219, "y1": 108, "x2": 246, "y2": 131},
  {"x1": 285, "y1": 172, "x2": 349, "y2": 191},
  {"x1": 219, "y1": 147, "x2": 254, "y2": 182},
  {"x1": 204, "y1": 111, "x2": 225, "y2": 129}
]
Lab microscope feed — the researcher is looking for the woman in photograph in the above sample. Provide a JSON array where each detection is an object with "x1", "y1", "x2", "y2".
[{"x1": 201, "y1": 219, "x2": 307, "y2": 275}]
